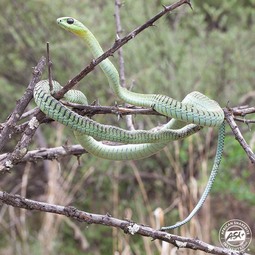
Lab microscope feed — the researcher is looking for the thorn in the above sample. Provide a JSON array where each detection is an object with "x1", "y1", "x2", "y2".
[
  {"x1": 90, "y1": 100, "x2": 97, "y2": 106},
  {"x1": 95, "y1": 99, "x2": 100, "y2": 106},
  {"x1": 226, "y1": 101, "x2": 232, "y2": 111},
  {"x1": 186, "y1": 0, "x2": 193, "y2": 11},
  {"x1": 130, "y1": 32, "x2": 135, "y2": 39},
  {"x1": 247, "y1": 123, "x2": 251, "y2": 132},
  {"x1": 91, "y1": 99, "x2": 100, "y2": 106},
  {"x1": 115, "y1": 33, "x2": 120, "y2": 41},
  {"x1": 117, "y1": 113, "x2": 121, "y2": 121},
  {"x1": 115, "y1": 0, "x2": 122, "y2": 8},
  {"x1": 114, "y1": 102, "x2": 122, "y2": 120},
  {"x1": 106, "y1": 212, "x2": 112, "y2": 217},
  {"x1": 76, "y1": 155, "x2": 81, "y2": 166},
  {"x1": 242, "y1": 116, "x2": 252, "y2": 131},
  {"x1": 162, "y1": 4, "x2": 168, "y2": 11},
  {"x1": 173, "y1": 240, "x2": 181, "y2": 248}
]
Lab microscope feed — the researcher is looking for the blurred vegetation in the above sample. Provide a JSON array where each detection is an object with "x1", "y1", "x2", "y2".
[{"x1": 0, "y1": 0, "x2": 254, "y2": 254}]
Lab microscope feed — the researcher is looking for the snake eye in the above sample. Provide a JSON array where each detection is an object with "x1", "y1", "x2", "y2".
[{"x1": 67, "y1": 18, "x2": 74, "y2": 24}]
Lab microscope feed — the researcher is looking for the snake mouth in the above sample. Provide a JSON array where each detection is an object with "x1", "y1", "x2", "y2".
[{"x1": 56, "y1": 17, "x2": 69, "y2": 28}]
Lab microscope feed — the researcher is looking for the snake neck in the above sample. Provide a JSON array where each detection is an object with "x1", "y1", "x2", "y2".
[
  {"x1": 81, "y1": 31, "x2": 143, "y2": 103},
  {"x1": 80, "y1": 30, "x2": 224, "y2": 127}
]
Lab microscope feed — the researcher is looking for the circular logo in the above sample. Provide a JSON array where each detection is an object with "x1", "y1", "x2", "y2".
[{"x1": 219, "y1": 219, "x2": 252, "y2": 252}]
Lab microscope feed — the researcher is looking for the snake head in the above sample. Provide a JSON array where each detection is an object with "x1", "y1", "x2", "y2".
[{"x1": 57, "y1": 17, "x2": 87, "y2": 37}]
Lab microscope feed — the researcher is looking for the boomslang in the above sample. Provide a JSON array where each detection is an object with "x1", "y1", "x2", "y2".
[{"x1": 33, "y1": 16, "x2": 225, "y2": 230}]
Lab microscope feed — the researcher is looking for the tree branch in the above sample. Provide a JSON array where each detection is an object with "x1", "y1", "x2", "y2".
[
  {"x1": 0, "y1": 191, "x2": 249, "y2": 255},
  {"x1": 0, "y1": 105, "x2": 254, "y2": 168},
  {"x1": 64, "y1": 102, "x2": 163, "y2": 117},
  {"x1": 114, "y1": 0, "x2": 135, "y2": 131},
  {"x1": 224, "y1": 108, "x2": 255, "y2": 164},
  {"x1": 0, "y1": 56, "x2": 46, "y2": 152},
  {"x1": 0, "y1": 145, "x2": 86, "y2": 163}
]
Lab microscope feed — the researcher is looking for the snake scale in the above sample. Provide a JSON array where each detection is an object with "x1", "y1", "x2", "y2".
[{"x1": 33, "y1": 17, "x2": 225, "y2": 230}]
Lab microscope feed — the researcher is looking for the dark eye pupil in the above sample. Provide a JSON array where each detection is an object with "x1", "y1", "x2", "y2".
[{"x1": 67, "y1": 18, "x2": 74, "y2": 24}]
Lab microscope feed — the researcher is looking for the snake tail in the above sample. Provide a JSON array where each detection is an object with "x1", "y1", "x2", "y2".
[{"x1": 161, "y1": 122, "x2": 225, "y2": 230}]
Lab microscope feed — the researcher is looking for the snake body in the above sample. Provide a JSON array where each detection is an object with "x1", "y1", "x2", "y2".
[
  {"x1": 33, "y1": 16, "x2": 225, "y2": 230},
  {"x1": 75, "y1": 92, "x2": 221, "y2": 160},
  {"x1": 75, "y1": 92, "x2": 201, "y2": 160},
  {"x1": 34, "y1": 80, "x2": 202, "y2": 144}
]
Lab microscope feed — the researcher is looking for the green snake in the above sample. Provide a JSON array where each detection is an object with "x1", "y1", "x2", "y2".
[
  {"x1": 34, "y1": 80, "x2": 202, "y2": 144},
  {"x1": 33, "y1": 17, "x2": 225, "y2": 230},
  {"x1": 75, "y1": 92, "x2": 204, "y2": 161}
]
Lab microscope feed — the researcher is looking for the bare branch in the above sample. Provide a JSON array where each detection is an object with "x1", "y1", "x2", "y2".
[
  {"x1": 115, "y1": 0, "x2": 135, "y2": 130},
  {"x1": 70, "y1": 104, "x2": 255, "y2": 119},
  {"x1": 0, "y1": 145, "x2": 85, "y2": 163},
  {"x1": 234, "y1": 117, "x2": 255, "y2": 124},
  {"x1": 0, "y1": 113, "x2": 45, "y2": 173},
  {"x1": 224, "y1": 108, "x2": 255, "y2": 164},
  {"x1": 0, "y1": 191, "x2": 249, "y2": 255},
  {"x1": 114, "y1": 0, "x2": 126, "y2": 88},
  {"x1": 64, "y1": 102, "x2": 163, "y2": 117},
  {"x1": 0, "y1": 57, "x2": 46, "y2": 152},
  {"x1": 231, "y1": 106, "x2": 255, "y2": 116},
  {"x1": 0, "y1": 1, "x2": 253, "y2": 253},
  {"x1": 46, "y1": 42, "x2": 53, "y2": 92}
]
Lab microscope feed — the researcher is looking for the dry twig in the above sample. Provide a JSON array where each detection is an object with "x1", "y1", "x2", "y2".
[
  {"x1": 224, "y1": 108, "x2": 255, "y2": 164},
  {"x1": 0, "y1": 191, "x2": 250, "y2": 255},
  {"x1": 0, "y1": 56, "x2": 46, "y2": 152}
]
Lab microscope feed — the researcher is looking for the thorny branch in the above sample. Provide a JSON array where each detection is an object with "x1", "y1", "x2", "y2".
[
  {"x1": 0, "y1": 191, "x2": 250, "y2": 255},
  {"x1": 0, "y1": 56, "x2": 46, "y2": 152},
  {"x1": 114, "y1": 0, "x2": 135, "y2": 131},
  {"x1": 0, "y1": 145, "x2": 86, "y2": 163},
  {"x1": 224, "y1": 108, "x2": 255, "y2": 164}
]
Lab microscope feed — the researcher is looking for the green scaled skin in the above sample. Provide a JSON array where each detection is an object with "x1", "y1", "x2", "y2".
[{"x1": 33, "y1": 80, "x2": 202, "y2": 144}]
